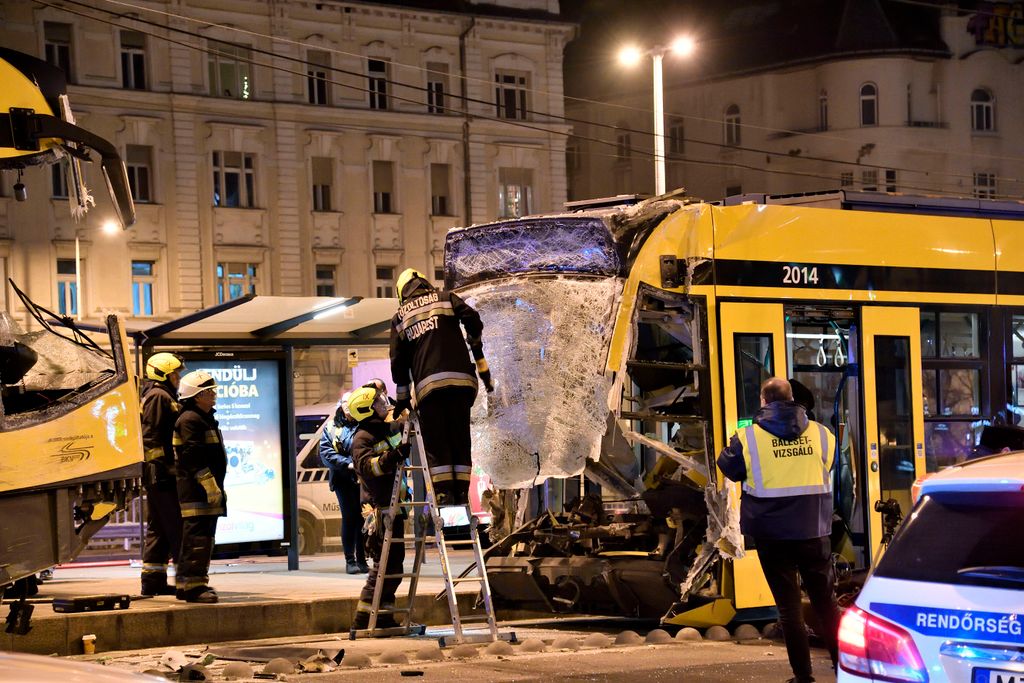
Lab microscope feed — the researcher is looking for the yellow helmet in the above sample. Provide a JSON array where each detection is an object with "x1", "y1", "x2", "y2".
[
  {"x1": 146, "y1": 352, "x2": 185, "y2": 381},
  {"x1": 348, "y1": 386, "x2": 379, "y2": 421},
  {"x1": 178, "y1": 370, "x2": 217, "y2": 400},
  {"x1": 396, "y1": 268, "x2": 427, "y2": 302}
]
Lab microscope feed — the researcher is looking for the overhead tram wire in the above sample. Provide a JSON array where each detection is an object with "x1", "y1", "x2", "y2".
[
  {"x1": 90, "y1": 0, "x2": 1024, "y2": 171},
  {"x1": 38, "y1": 0, "x2": 1023, "y2": 199}
]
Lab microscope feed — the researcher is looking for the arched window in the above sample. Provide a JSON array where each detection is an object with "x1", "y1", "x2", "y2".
[
  {"x1": 970, "y1": 88, "x2": 994, "y2": 132},
  {"x1": 818, "y1": 90, "x2": 828, "y2": 131},
  {"x1": 724, "y1": 104, "x2": 741, "y2": 146},
  {"x1": 860, "y1": 83, "x2": 878, "y2": 127}
]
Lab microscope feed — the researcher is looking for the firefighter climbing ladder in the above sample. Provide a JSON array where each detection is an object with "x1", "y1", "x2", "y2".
[{"x1": 349, "y1": 412, "x2": 505, "y2": 645}]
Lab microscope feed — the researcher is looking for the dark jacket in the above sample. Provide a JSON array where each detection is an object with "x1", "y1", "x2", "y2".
[
  {"x1": 173, "y1": 404, "x2": 228, "y2": 518},
  {"x1": 390, "y1": 278, "x2": 484, "y2": 405},
  {"x1": 319, "y1": 410, "x2": 358, "y2": 491},
  {"x1": 351, "y1": 414, "x2": 408, "y2": 508},
  {"x1": 717, "y1": 401, "x2": 833, "y2": 540},
  {"x1": 140, "y1": 379, "x2": 181, "y2": 488}
]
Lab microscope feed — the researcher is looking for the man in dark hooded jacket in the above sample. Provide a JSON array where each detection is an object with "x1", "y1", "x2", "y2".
[
  {"x1": 389, "y1": 268, "x2": 492, "y2": 505},
  {"x1": 717, "y1": 377, "x2": 840, "y2": 683}
]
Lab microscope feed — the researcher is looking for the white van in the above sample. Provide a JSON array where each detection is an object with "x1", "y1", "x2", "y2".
[{"x1": 294, "y1": 402, "x2": 342, "y2": 554}]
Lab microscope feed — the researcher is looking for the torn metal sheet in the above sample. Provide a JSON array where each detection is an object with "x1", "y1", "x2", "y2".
[
  {"x1": 618, "y1": 425, "x2": 708, "y2": 486},
  {"x1": 676, "y1": 484, "x2": 744, "y2": 600}
]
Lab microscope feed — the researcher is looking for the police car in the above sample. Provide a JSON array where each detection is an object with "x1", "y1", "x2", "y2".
[{"x1": 838, "y1": 452, "x2": 1024, "y2": 683}]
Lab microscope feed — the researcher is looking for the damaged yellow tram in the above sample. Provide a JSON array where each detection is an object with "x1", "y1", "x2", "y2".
[
  {"x1": 0, "y1": 47, "x2": 140, "y2": 598},
  {"x1": 449, "y1": 191, "x2": 1024, "y2": 627}
]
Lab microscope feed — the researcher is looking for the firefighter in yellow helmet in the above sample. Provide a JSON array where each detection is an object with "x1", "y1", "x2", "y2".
[
  {"x1": 348, "y1": 384, "x2": 409, "y2": 631},
  {"x1": 389, "y1": 267, "x2": 492, "y2": 505},
  {"x1": 172, "y1": 370, "x2": 226, "y2": 603},
  {"x1": 139, "y1": 352, "x2": 185, "y2": 596}
]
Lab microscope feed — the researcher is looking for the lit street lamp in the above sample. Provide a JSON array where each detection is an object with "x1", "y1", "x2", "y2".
[{"x1": 619, "y1": 36, "x2": 696, "y2": 196}]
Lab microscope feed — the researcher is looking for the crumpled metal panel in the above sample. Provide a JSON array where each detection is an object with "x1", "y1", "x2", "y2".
[
  {"x1": 464, "y1": 275, "x2": 623, "y2": 489},
  {"x1": 446, "y1": 217, "x2": 621, "y2": 289}
]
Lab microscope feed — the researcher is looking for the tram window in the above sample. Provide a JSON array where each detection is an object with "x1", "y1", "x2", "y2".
[
  {"x1": 874, "y1": 335, "x2": 915, "y2": 512},
  {"x1": 922, "y1": 369, "x2": 937, "y2": 417},
  {"x1": 939, "y1": 312, "x2": 979, "y2": 358},
  {"x1": 920, "y1": 312, "x2": 937, "y2": 358},
  {"x1": 939, "y1": 368, "x2": 980, "y2": 416},
  {"x1": 1011, "y1": 315, "x2": 1024, "y2": 358},
  {"x1": 735, "y1": 334, "x2": 773, "y2": 425},
  {"x1": 1011, "y1": 364, "x2": 1024, "y2": 410},
  {"x1": 925, "y1": 422, "x2": 975, "y2": 471}
]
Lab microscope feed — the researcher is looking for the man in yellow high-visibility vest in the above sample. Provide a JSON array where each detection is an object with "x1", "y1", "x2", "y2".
[{"x1": 718, "y1": 377, "x2": 840, "y2": 683}]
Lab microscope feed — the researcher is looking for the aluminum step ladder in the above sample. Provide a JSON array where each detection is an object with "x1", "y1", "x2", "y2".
[{"x1": 349, "y1": 412, "x2": 507, "y2": 645}]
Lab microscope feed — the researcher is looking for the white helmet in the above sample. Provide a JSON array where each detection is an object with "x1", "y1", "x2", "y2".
[{"x1": 178, "y1": 370, "x2": 217, "y2": 400}]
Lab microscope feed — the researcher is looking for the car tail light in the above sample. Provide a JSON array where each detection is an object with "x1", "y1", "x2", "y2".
[{"x1": 838, "y1": 607, "x2": 929, "y2": 683}]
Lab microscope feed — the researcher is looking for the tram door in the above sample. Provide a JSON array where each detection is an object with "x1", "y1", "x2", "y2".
[
  {"x1": 859, "y1": 307, "x2": 927, "y2": 563},
  {"x1": 719, "y1": 302, "x2": 787, "y2": 610}
]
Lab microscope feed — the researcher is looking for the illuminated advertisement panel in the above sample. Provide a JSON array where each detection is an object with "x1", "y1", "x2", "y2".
[{"x1": 183, "y1": 356, "x2": 286, "y2": 547}]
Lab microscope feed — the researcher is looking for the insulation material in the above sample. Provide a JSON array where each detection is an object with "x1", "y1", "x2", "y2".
[
  {"x1": 446, "y1": 216, "x2": 620, "y2": 290},
  {"x1": 677, "y1": 484, "x2": 745, "y2": 600},
  {"x1": 464, "y1": 276, "x2": 623, "y2": 489}
]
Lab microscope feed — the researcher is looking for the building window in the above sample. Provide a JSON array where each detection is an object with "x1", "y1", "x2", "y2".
[
  {"x1": 131, "y1": 260, "x2": 155, "y2": 316},
  {"x1": 306, "y1": 49, "x2": 330, "y2": 105},
  {"x1": 725, "y1": 185, "x2": 743, "y2": 197},
  {"x1": 375, "y1": 266, "x2": 395, "y2": 298},
  {"x1": 56, "y1": 258, "x2": 78, "y2": 316},
  {"x1": 885, "y1": 169, "x2": 897, "y2": 193},
  {"x1": 212, "y1": 151, "x2": 256, "y2": 208},
  {"x1": 51, "y1": 163, "x2": 68, "y2": 198},
  {"x1": 0, "y1": 257, "x2": 8, "y2": 313},
  {"x1": 862, "y1": 169, "x2": 878, "y2": 191},
  {"x1": 615, "y1": 131, "x2": 630, "y2": 161},
  {"x1": 372, "y1": 160, "x2": 394, "y2": 213},
  {"x1": 311, "y1": 156, "x2": 332, "y2": 212},
  {"x1": 126, "y1": 145, "x2": 152, "y2": 203},
  {"x1": 216, "y1": 262, "x2": 258, "y2": 303},
  {"x1": 426, "y1": 62, "x2": 448, "y2": 114},
  {"x1": 668, "y1": 118, "x2": 684, "y2": 155},
  {"x1": 498, "y1": 167, "x2": 532, "y2": 218},
  {"x1": 368, "y1": 58, "x2": 389, "y2": 110},
  {"x1": 315, "y1": 265, "x2": 336, "y2": 297},
  {"x1": 840, "y1": 172, "x2": 854, "y2": 187},
  {"x1": 973, "y1": 172, "x2": 997, "y2": 199},
  {"x1": 818, "y1": 90, "x2": 828, "y2": 131},
  {"x1": 860, "y1": 83, "x2": 878, "y2": 127},
  {"x1": 208, "y1": 41, "x2": 252, "y2": 99},
  {"x1": 430, "y1": 163, "x2": 451, "y2": 216},
  {"x1": 434, "y1": 266, "x2": 445, "y2": 284},
  {"x1": 120, "y1": 30, "x2": 146, "y2": 90},
  {"x1": 724, "y1": 104, "x2": 741, "y2": 146},
  {"x1": 494, "y1": 70, "x2": 528, "y2": 120},
  {"x1": 44, "y1": 22, "x2": 73, "y2": 80},
  {"x1": 970, "y1": 88, "x2": 994, "y2": 132}
]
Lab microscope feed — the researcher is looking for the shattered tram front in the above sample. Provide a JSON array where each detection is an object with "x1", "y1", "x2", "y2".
[{"x1": 445, "y1": 197, "x2": 746, "y2": 627}]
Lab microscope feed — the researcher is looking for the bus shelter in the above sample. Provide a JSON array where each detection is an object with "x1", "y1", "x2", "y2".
[{"x1": 122, "y1": 294, "x2": 398, "y2": 570}]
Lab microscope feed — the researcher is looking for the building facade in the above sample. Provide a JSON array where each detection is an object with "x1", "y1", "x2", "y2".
[
  {"x1": 567, "y1": 1, "x2": 1023, "y2": 204},
  {"x1": 0, "y1": 0, "x2": 573, "y2": 335}
]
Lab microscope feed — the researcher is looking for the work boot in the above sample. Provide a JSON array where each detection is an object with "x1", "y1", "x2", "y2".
[
  {"x1": 346, "y1": 560, "x2": 361, "y2": 575},
  {"x1": 351, "y1": 611, "x2": 370, "y2": 630},
  {"x1": 141, "y1": 582, "x2": 177, "y2": 597},
  {"x1": 357, "y1": 560, "x2": 369, "y2": 573},
  {"x1": 375, "y1": 613, "x2": 401, "y2": 629},
  {"x1": 182, "y1": 586, "x2": 218, "y2": 604}
]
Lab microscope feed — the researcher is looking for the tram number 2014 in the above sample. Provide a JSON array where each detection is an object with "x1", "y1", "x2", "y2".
[{"x1": 782, "y1": 265, "x2": 820, "y2": 285}]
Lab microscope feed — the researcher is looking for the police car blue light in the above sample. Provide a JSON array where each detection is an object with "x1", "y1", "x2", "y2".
[{"x1": 838, "y1": 452, "x2": 1024, "y2": 683}]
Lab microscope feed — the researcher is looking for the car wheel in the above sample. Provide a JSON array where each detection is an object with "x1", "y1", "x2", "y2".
[{"x1": 298, "y1": 513, "x2": 321, "y2": 556}]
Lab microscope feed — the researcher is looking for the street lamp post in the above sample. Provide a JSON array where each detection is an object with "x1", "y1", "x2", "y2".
[{"x1": 619, "y1": 37, "x2": 696, "y2": 197}]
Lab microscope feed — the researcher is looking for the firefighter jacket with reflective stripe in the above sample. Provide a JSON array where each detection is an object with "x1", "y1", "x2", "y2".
[
  {"x1": 718, "y1": 400, "x2": 836, "y2": 540},
  {"x1": 173, "y1": 405, "x2": 227, "y2": 518},
  {"x1": 351, "y1": 415, "x2": 408, "y2": 508},
  {"x1": 389, "y1": 282, "x2": 484, "y2": 405},
  {"x1": 140, "y1": 379, "x2": 181, "y2": 487}
]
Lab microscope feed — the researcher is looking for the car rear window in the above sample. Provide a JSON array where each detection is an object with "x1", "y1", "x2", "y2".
[{"x1": 873, "y1": 491, "x2": 1024, "y2": 587}]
